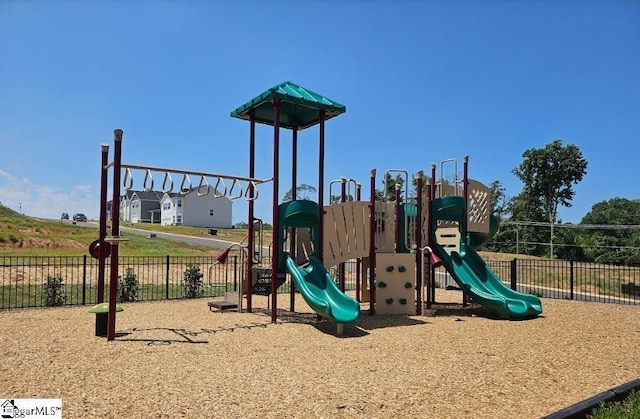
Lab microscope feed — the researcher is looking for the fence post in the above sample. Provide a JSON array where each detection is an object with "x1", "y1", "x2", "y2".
[
  {"x1": 82, "y1": 255, "x2": 87, "y2": 305},
  {"x1": 165, "y1": 255, "x2": 170, "y2": 300},
  {"x1": 233, "y1": 255, "x2": 238, "y2": 292},
  {"x1": 510, "y1": 259, "x2": 517, "y2": 290},
  {"x1": 570, "y1": 259, "x2": 574, "y2": 300}
]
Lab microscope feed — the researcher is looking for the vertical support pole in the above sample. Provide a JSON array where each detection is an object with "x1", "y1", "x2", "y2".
[
  {"x1": 318, "y1": 110, "x2": 326, "y2": 262},
  {"x1": 415, "y1": 171, "x2": 423, "y2": 315},
  {"x1": 369, "y1": 169, "x2": 376, "y2": 315},
  {"x1": 430, "y1": 164, "x2": 436, "y2": 304},
  {"x1": 339, "y1": 177, "x2": 347, "y2": 291},
  {"x1": 510, "y1": 259, "x2": 517, "y2": 290},
  {"x1": 107, "y1": 129, "x2": 123, "y2": 342},
  {"x1": 270, "y1": 100, "x2": 281, "y2": 323},
  {"x1": 462, "y1": 156, "x2": 469, "y2": 307},
  {"x1": 247, "y1": 115, "x2": 256, "y2": 313},
  {"x1": 290, "y1": 126, "x2": 298, "y2": 311},
  {"x1": 394, "y1": 184, "x2": 401, "y2": 253},
  {"x1": 462, "y1": 156, "x2": 469, "y2": 244},
  {"x1": 97, "y1": 144, "x2": 109, "y2": 304},
  {"x1": 355, "y1": 183, "x2": 362, "y2": 301}
]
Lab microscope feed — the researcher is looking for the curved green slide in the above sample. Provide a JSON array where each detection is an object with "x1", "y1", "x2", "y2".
[
  {"x1": 285, "y1": 256, "x2": 361, "y2": 324},
  {"x1": 431, "y1": 196, "x2": 542, "y2": 319}
]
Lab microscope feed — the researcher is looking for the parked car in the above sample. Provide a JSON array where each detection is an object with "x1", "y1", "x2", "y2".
[
  {"x1": 73, "y1": 213, "x2": 87, "y2": 222},
  {"x1": 61, "y1": 213, "x2": 69, "y2": 220}
]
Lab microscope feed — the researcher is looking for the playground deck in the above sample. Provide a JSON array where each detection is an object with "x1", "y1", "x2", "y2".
[{"x1": 1, "y1": 290, "x2": 638, "y2": 418}]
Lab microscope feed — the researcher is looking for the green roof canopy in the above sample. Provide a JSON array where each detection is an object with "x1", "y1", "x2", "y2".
[{"x1": 230, "y1": 81, "x2": 346, "y2": 130}]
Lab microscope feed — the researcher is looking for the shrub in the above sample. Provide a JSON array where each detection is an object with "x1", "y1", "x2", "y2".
[
  {"x1": 117, "y1": 268, "x2": 138, "y2": 302},
  {"x1": 590, "y1": 389, "x2": 640, "y2": 418},
  {"x1": 42, "y1": 274, "x2": 66, "y2": 307},
  {"x1": 183, "y1": 264, "x2": 204, "y2": 298}
]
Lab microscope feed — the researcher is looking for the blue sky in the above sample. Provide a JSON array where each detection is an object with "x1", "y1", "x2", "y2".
[{"x1": 1, "y1": 1, "x2": 638, "y2": 225}]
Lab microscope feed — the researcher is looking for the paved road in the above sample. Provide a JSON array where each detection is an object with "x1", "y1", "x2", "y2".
[{"x1": 72, "y1": 221, "x2": 270, "y2": 255}]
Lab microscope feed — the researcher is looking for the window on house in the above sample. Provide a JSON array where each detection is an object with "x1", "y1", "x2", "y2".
[
  {"x1": 173, "y1": 202, "x2": 176, "y2": 208},
  {"x1": 209, "y1": 209, "x2": 214, "y2": 216},
  {"x1": 176, "y1": 215, "x2": 182, "y2": 223},
  {"x1": 177, "y1": 200, "x2": 182, "y2": 207},
  {"x1": 172, "y1": 216, "x2": 175, "y2": 223}
]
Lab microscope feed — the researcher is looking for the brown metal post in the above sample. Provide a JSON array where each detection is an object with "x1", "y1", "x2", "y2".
[
  {"x1": 415, "y1": 171, "x2": 423, "y2": 315},
  {"x1": 430, "y1": 163, "x2": 437, "y2": 306},
  {"x1": 97, "y1": 144, "x2": 109, "y2": 304},
  {"x1": 318, "y1": 110, "x2": 325, "y2": 262},
  {"x1": 339, "y1": 177, "x2": 346, "y2": 291},
  {"x1": 290, "y1": 126, "x2": 298, "y2": 311},
  {"x1": 246, "y1": 115, "x2": 256, "y2": 313},
  {"x1": 270, "y1": 100, "x2": 281, "y2": 323},
  {"x1": 369, "y1": 169, "x2": 376, "y2": 315},
  {"x1": 394, "y1": 183, "x2": 401, "y2": 253},
  {"x1": 425, "y1": 184, "x2": 432, "y2": 310},
  {"x1": 462, "y1": 155, "x2": 469, "y2": 307},
  {"x1": 355, "y1": 183, "x2": 362, "y2": 301},
  {"x1": 107, "y1": 129, "x2": 123, "y2": 342}
]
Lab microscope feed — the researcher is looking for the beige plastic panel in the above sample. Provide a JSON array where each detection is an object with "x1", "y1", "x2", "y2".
[
  {"x1": 436, "y1": 227, "x2": 460, "y2": 254},
  {"x1": 374, "y1": 201, "x2": 396, "y2": 254},
  {"x1": 295, "y1": 228, "x2": 313, "y2": 264},
  {"x1": 375, "y1": 253, "x2": 416, "y2": 315},
  {"x1": 467, "y1": 178, "x2": 490, "y2": 234},
  {"x1": 322, "y1": 201, "x2": 371, "y2": 269}
]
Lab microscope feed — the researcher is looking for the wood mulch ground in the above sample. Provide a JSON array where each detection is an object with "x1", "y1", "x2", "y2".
[{"x1": 0, "y1": 289, "x2": 639, "y2": 419}]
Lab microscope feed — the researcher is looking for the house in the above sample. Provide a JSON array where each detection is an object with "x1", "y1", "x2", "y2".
[
  {"x1": 107, "y1": 190, "x2": 136, "y2": 222},
  {"x1": 160, "y1": 188, "x2": 232, "y2": 228},
  {"x1": 129, "y1": 191, "x2": 163, "y2": 223}
]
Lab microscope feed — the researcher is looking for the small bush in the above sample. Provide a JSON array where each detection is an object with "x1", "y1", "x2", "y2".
[
  {"x1": 183, "y1": 264, "x2": 204, "y2": 298},
  {"x1": 590, "y1": 389, "x2": 640, "y2": 418},
  {"x1": 42, "y1": 274, "x2": 66, "y2": 307},
  {"x1": 117, "y1": 268, "x2": 138, "y2": 302}
]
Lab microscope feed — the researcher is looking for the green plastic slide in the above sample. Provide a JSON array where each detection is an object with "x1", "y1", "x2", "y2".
[
  {"x1": 432, "y1": 243, "x2": 542, "y2": 319},
  {"x1": 285, "y1": 256, "x2": 361, "y2": 324}
]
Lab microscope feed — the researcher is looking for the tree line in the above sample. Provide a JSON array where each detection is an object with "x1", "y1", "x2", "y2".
[
  {"x1": 486, "y1": 140, "x2": 640, "y2": 265},
  {"x1": 249, "y1": 140, "x2": 640, "y2": 265}
]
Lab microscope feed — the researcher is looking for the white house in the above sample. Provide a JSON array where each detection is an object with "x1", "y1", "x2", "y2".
[{"x1": 159, "y1": 188, "x2": 232, "y2": 228}]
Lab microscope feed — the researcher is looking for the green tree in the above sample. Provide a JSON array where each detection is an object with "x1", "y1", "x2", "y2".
[
  {"x1": 375, "y1": 173, "x2": 405, "y2": 201},
  {"x1": 410, "y1": 172, "x2": 432, "y2": 198},
  {"x1": 488, "y1": 180, "x2": 510, "y2": 220},
  {"x1": 512, "y1": 140, "x2": 588, "y2": 257},
  {"x1": 282, "y1": 184, "x2": 317, "y2": 202},
  {"x1": 578, "y1": 198, "x2": 640, "y2": 265}
]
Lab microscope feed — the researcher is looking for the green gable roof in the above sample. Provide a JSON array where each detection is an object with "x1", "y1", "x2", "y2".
[{"x1": 230, "y1": 81, "x2": 346, "y2": 130}]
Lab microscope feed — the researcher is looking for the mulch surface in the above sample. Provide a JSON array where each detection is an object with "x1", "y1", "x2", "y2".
[{"x1": 1, "y1": 290, "x2": 639, "y2": 418}]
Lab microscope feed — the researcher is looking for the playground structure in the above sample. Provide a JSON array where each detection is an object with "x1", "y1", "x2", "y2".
[{"x1": 94, "y1": 81, "x2": 542, "y2": 341}]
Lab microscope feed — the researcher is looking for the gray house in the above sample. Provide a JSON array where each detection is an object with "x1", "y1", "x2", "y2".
[{"x1": 128, "y1": 191, "x2": 164, "y2": 223}]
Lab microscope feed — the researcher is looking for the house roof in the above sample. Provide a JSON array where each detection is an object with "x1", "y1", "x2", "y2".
[
  {"x1": 131, "y1": 190, "x2": 164, "y2": 201},
  {"x1": 230, "y1": 81, "x2": 346, "y2": 130}
]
